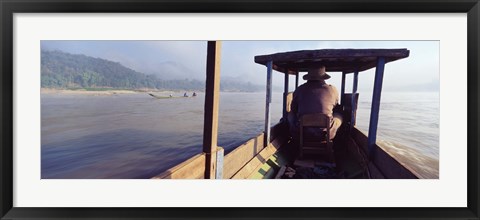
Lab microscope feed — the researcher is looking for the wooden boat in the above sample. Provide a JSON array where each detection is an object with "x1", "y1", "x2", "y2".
[{"x1": 152, "y1": 41, "x2": 419, "y2": 179}]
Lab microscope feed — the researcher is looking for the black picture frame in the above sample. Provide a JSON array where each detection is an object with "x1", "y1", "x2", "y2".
[{"x1": 1, "y1": 0, "x2": 479, "y2": 219}]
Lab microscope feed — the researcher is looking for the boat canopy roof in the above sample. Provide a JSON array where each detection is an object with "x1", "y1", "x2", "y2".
[{"x1": 254, "y1": 48, "x2": 410, "y2": 74}]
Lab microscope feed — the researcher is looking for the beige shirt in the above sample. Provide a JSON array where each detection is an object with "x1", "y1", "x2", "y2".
[{"x1": 291, "y1": 81, "x2": 339, "y2": 118}]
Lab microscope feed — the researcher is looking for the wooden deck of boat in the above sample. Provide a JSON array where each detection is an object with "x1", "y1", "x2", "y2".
[{"x1": 248, "y1": 126, "x2": 370, "y2": 179}]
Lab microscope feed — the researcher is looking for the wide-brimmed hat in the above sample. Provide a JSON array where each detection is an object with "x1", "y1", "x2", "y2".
[{"x1": 303, "y1": 66, "x2": 331, "y2": 80}]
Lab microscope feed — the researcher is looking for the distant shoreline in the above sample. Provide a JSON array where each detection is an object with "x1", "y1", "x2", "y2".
[
  {"x1": 40, "y1": 88, "x2": 265, "y2": 96},
  {"x1": 41, "y1": 88, "x2": 179, "y2": 96}
]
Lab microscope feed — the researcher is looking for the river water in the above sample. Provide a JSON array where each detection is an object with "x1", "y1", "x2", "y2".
[{"x1": 41, "y1": 91, "x2": 439, "y2": 179}]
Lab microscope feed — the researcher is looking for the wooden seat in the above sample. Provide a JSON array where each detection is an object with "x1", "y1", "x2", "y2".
[{"x1": 299, "y1": 113, "x2": 335, "y2": 163}]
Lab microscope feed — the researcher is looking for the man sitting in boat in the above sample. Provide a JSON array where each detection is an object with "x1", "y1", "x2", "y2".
[{"x1": 290, "y1": 66, "x2": 343, "y2": 141}]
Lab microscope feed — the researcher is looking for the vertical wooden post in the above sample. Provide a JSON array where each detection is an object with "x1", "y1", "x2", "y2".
[
  {"x1": 282, "y1": 71, "x2": 289, "y2": 121},
  {"x1": 341, "y1": 72, "x2": 346, "y2": 106},
  {"x1": 295, "y1": 72, "x2": 299, "y2": 88},
  {"x1": 215, "y1": 147, "x2": 224, "y2": 179},
  {"x1": 367, "y1": 57, "x2": 386, "y2": 158},
  {"x1": 264, "y1": 61, "x2": 273, "y2": 147},
  {"x1": 203, "y1": 41, "x2": 222, "y2": 179},
  {"x1": 351, "y1": 71, "x2": 359, "y2": 127}
]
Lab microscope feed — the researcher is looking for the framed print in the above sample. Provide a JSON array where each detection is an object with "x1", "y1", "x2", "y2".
[{"x1": 1, "y1": 0, "x2": 479, "y2": 219}]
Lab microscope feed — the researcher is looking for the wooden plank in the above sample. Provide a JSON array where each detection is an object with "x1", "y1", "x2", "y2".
[
  {"x1": 271, "y1": 48, "x2": 409, "y2": 60},
  {"x1": 231, "y1": 136, "x2": 286, "y2": 179},
  {"x1": 255, "y1": 49, "x2": 409, "y2": 64},
  {"x1": 254, "y1": 49, "x2": 409, "y2": 73},
  {"x1": 367, "y1": 57, "x2": 385, "y2": 157},
  {"x1": 295, "y1": 72, "x2": 299, "y2": 88},
  {"x1": 351, "y1": 71, "x2": 359, "y2": 126},
  {"x1": 264, "y1": 60, "x2": 273, "y2": 147},
  {"x1": 248, "y1": 162, "x2": 276, "y2": 179},
  {"x1": 341, "y1": 72, "x2": 346, "y2": 106},
  {"x1": 152, "y1": 154, "x2": 206, "y2": 179},
  {"x1": 250, "y1": 147, "x2": 290, "y2": 179},
  {"x1": 223, "y1": 134, "x2": 265, "y2": 179},
  {"x1": 372, "y1": 147, "x2": 419, "y2": 179},
  {"x1": 283, "y1": 72, "x2": 289, "y2": 120},
  {"x1": 215, "y1": 147, "x2": 224, "y2": 179},
  {"x1": 223, "y1": 123, "x2": 287, "y2": 179},
  {"x1": 203, "y1": 41, "x2": 222, "y2": 179}
]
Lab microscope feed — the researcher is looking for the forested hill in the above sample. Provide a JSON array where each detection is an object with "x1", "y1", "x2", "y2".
[{"x1": 41, "y1": 50, "x2": 263, "y2": 92}]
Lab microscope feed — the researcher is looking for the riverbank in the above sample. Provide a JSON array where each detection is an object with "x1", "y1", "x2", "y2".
[{"x1": 41, "y1": 88, "x2": 178, "y2": 96}]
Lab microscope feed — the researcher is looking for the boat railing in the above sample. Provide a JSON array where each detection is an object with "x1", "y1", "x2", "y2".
[
  {"x1": 152, "y1": 153, "x2": 206, "y2": 179},
  {"x1": 152, "y1": 122, "x2": 288, "y2": 179},
  {"x1": 350, "y1": 128, "x2": 420, "y2": 178}
]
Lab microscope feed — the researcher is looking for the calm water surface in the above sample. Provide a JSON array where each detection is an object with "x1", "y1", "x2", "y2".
[{"x1": 41, "y1": 91, "x2": 439, "y2": 179}]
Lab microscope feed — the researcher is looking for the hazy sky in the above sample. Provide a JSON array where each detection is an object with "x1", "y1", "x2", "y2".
[{"x1": 41, "y1": 40, "x2": 439, "y2": 93}]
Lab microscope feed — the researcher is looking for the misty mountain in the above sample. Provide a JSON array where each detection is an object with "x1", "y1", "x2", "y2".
[
  {"x1": 41, "y1": 50, "x2": 264, "y2": 92},
  {"x1": 148, "y1": 61, "x2": 203, "y2": 80}
]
